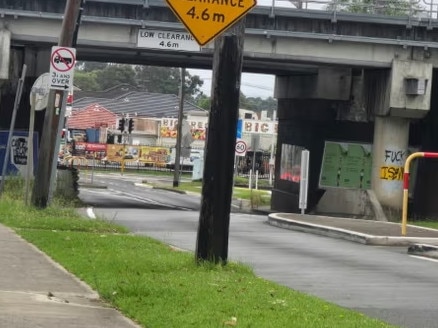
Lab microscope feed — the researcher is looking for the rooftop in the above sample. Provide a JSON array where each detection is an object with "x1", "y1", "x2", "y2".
[{"x1": 73, "y1": 86, "x2": 207, "y2": 118}]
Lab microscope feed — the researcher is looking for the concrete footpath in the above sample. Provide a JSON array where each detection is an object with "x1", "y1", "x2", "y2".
[
  {"x1": 0, "y1": 224, "x2": 141, "y2": 328},
  {"x1": 268, "y1": 213, "x2": 438, "y2": 258}
]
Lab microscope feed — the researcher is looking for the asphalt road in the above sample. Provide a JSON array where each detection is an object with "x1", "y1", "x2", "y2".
[
  {"x1": 79, "y1": 180, "x2": 438, "y2": 328},
  {"x1": 82, "y1": 172, "x2": 202, "y2": 210}
]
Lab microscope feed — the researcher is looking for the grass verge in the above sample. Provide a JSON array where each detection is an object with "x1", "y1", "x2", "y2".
[
  {"x1": 0, "y1": 196, "x2": 396, "y2": 327},
  {"x1": 147, "y1": 180, "x2": 271, "y2": 205},
  {"x1": 410, "y1": 221, "x2": 438, "y2": 229}
]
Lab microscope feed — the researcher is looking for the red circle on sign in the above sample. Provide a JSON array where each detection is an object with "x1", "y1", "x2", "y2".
[
  {"x1": 235, "y1": 140, "x2": 247, "y2": 154},
  {"x1": 51, "y1": 48, "x2": 75, "y2": 73}
]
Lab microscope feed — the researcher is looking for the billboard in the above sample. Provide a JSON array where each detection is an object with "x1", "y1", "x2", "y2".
[
  {"x1": 138, "y1": 146, "x2": 169, "y2": 166},
  {"x1": 160, "y1": 118, "x2": 207, "y2": 140}
]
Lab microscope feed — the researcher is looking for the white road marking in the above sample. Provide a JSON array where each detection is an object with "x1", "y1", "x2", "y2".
[
  {"x1": 86, "y1": 207, "x2": 96, "y2": 219},
  {"x1": 409, "y1": 255, "x2": 438, "y2": 263}
]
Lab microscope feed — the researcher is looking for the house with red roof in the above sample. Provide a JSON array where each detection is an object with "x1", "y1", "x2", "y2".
[{"x1": 67, "y1": 103, "x2": 117, "y2": 130}]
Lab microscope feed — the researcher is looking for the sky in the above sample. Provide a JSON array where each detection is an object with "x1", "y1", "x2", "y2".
[{"x1": 188, "y1": 69, "x2": 276, "y2": 99}]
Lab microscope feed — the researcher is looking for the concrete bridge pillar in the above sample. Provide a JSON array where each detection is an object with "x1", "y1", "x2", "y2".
[
  {"x1": 0, "y1": 44, "x2": 50, "y2": 133},
  {"x1": 371, "y1": 116, "x2": 409, "y2": 209},
  {"x1": 364, "y1": 59, "x2": 433, "y2": 212},
  {"x1": 0, "y1": 28, "x2": 11, "y2": 110},
  {"x1": 272, "y1": 67, "x2": 352, "y2": 212},
  {"x1": 0, "y1": 28, "x2": 10, "y2": 81}
]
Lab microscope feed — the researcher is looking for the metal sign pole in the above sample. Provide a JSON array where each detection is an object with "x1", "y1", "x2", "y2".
[
  {"x1": 269, "y1": 109, "x2": 276, "y2": 186},
  {"x1": 25, "y1": 91, "x2": 36, "y2": 205},
  {"x1": 0, "y1": 64, "x2": 27, "y2": 197},
  {"x1": 48, "y1": 91, "x2": 68, "y2": 203}
]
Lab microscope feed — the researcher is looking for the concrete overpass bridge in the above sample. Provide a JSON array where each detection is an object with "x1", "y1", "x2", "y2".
[
  {"x1": 2, "y1": 0, "x2": 438, "y2": 70},
  {"x1": 2, "y1": 0, "x2": 438, "y2": 219}
]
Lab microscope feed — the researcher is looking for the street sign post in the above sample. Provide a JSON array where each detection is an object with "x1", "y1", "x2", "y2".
[
  {"x1": 235, "y1": 139, "x2": 247, "y2": 157},
  {"x1": 49, "y1": 46, "x2": 76, "y2": 90},
  {"x1": 165, "y1": 0, "x2": 257, "y2": 46}
]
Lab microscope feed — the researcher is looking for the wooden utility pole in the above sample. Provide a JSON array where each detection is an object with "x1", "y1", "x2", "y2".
[
  {"x1": 173, "y1": 67, "x2": 186, "y2": 188},
  {"x1": 32, "y1": 0, "x2": 82, "y2": 208},
  {"x1": 195, "y1": 20, "x2": 246, "y2": 264}
]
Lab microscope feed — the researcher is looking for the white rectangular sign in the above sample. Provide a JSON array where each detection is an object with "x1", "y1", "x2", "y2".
[
  {"x1": 137, "y1": 29, "x2": 200, "y2": 52},
  {"x1": 299, "y1": 150, "x2": 310, "y2": 214},
  {"x1": 49, "y1": 46, "x2": 76, "y2": 91}
]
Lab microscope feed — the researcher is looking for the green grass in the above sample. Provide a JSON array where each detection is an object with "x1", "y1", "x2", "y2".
[
  {"x1": 233, "y1": 187, "x2": 271, "y2": 208},
  {"x1": 0, "y1": 200, "x2": 126, "y2": 233},
  {"x1": 14, "y1": 229, "x2": 394, "y2": 328},
  {"x1": 410, "y1": 221, "x2": 438, "y2": 229},
  {"x1": 173, "y1": 182, "x2": 272, "y2": 207},
  {"x1": 148, "y1": 180, "x2": 271, "y2": 206},
  {"x1": 173, "y1": 180, "x2": 204, "y2": 193},
  {"x1": 0, "y1": 189, "x2": 396, "y2": 328}
]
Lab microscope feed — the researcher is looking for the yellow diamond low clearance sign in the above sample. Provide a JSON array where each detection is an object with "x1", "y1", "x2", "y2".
[{"x1": 165, "y1": 0, "x2": 257, "y2": 46}]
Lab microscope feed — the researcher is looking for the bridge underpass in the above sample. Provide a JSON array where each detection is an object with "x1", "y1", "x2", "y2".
[{"x1": 2, "y1": 0, "x2": 438, "y2": 219}]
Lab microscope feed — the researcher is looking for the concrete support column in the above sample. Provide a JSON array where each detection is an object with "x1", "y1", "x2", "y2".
[
  {"x1": 365, "y1": 60, "x2": 433, "y2": 213},
  {"x1": 0, "y1": 46, "x2": 51, "y2": 131},
  {"x1": 0, "y1": 28, "x2": 11, "y2": 81},
  {"x1": 271, "y1": 68, "x2": 353, "y2": 213},
  {"x1": 0, "y1": 28, "x2": 11, "y2": 113},
  {"x1": 371, "y1": 116, "x2": 409, "y2": 209}
]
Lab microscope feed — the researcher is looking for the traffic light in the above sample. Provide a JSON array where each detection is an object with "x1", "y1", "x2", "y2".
[
  {"x1": 118, "y1": 118, "x2": 125, "y2": 132},
  {"x1": 107, "y1": 134, "x2": 115, "y2": 144},
  {"x1": 128, "y1": 118, "x2": 134, "y2": 133}
]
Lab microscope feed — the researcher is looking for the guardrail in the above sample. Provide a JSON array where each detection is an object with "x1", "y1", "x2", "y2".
[
  {"x1": 82, "y1": 0, "x2": 438, "y2": 20},
  {"x1": 2, "y1": 0, "x2": 438, "y2": 24},
  {"x1": 402, "y1": 151, "x2": 438, "y2": 236}
]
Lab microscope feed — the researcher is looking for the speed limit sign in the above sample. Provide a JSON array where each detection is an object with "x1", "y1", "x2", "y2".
[{"x1": 235, "y1": 139, "x2": 247, "y2": 156}]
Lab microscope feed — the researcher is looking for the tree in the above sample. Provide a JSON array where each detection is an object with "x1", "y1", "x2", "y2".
[
  {"x1": 73, "y1": 70, "x2": 100, "y2": 91},
  {"x1": 134, "y1": 66, "x2": 204, "y2": 98},
  {"x1": 325, "y1": 0, "x2": 420, "y2": 16},
  {"x1": 196, "y1": 93, "x2": 211, "y2": 110},
  {"x1": 96, "y1": 65, "x2": 137, "y2": 90},
  {"x1": 185, "y1": 73, "x2": 204, "y2": 99},
  {"x1": 239, "y1": 91, "x2": 249, "y2": 110},
  {"x1": 197, "y1": 92, "x2": 277, "y2": 117},
  {"x1": 73, "y1": 62, "x2": 205, "y2": 99},
  {"x1": 76, "y1": 61, "x2": 108, "y2": 72},
  {"x1": 134, "y1": 66, "x2": 179, "y2": 94},
  {"x1": 245, "y1": 96, "x2": 277, "y2": 119}
]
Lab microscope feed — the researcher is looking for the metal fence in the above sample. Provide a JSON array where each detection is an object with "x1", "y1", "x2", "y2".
[
  {"x1": 269, "y1": 0, "x2": 438, "y2": 20},
  {"x1": 61, "y1": 155, "x2": 274, "y2": 179}
]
